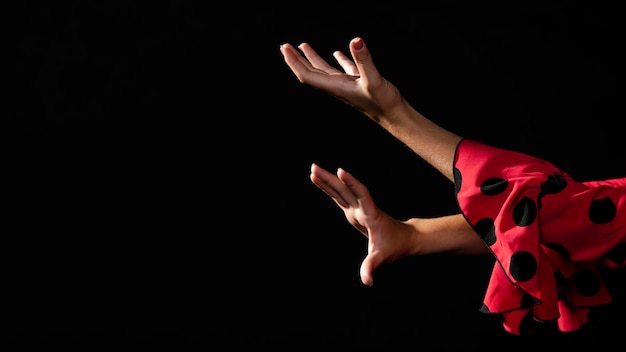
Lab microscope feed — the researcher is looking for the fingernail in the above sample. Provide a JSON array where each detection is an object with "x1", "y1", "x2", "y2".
[{"x1": 353, "y1": 37, "x2": 363, "y2": 50}]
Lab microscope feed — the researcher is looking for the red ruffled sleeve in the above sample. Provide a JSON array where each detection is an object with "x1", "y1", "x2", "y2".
[{"x1": 453, "y1": 138, "x2": 626, "y2": 335}]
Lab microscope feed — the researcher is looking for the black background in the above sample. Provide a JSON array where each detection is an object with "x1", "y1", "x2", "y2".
[{"x1": 6, "y1": 0, "x2": 626, "y2": 348}]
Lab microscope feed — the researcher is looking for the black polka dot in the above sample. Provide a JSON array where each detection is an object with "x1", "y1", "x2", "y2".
[
  {"x1": 453, "y1": 167, "x2": 462, "y2": 194},
  {"x1": 604, "y1": 242, "x2": 626, "y2": 266},
  {"x1": 540, "y1": 173, "x2": 567, "y2": 195},
  {"x1": 588, "y1": 197, "x2": 616, "y2": 224},
  {"x1": 509, "y1": 251, "x2": 537, "y2": 282},
  {"x1": 520, "y1": 293, "x2": 539, "y2": 308},
  {"x1": 537, "y1": 174, "x2": 567, "y2": 210},
  {"x1": 574, "y1": 269, "x2": 601, "y2": 297},
  {"x1": 543, "y1": 243, "x2": 571, "y2": 261},
  {"x1": 480, "y1": 177, "x2": 508, "y2": 196},
  {"x1": 513, "y1": 196, "x2": 537, "y2": 227},
  {"x1": 518, "y1": 310, "x2": 535, "y2": 336},
  {"x1": 474, "y1": 218, "x2": 496, "y2": 246}
]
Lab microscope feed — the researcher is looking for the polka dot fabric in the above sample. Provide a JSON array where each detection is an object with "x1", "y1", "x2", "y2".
[{"x1": 453, "y1": 139, "x2": 626, "y2": 335}]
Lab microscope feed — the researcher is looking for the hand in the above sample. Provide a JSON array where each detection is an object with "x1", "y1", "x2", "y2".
[
  {"x1": 280, "y1": 37, "x2": 404, "y2": 124},
  {"x1": 309, "y1": 163, "x2": 418, "y2": 286}
]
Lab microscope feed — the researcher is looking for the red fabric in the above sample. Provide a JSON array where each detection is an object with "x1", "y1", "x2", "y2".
[{"x1": 453, "y1": 138, "x2": 626, "y2": 335}]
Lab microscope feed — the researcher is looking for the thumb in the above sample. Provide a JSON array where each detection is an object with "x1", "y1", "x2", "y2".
[
  {"x1": 359, "y1": 250, "x2": 384, "y2": 287},
  {"x1": 349, "y1": 37, "x2": 382, "y2": 86}
]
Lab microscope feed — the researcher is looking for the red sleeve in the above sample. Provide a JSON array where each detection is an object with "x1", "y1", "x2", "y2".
[{"x1": 453, "y1": 138, "x2": 626, "y2": 335}]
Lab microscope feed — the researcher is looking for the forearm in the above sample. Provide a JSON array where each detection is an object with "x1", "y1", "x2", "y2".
[
  {"x1": 404, "y1": 214, "x2": 489, "y2": 255},
  {"x1": 375, "y1": 98, "x2": 463, "y2": 182}
]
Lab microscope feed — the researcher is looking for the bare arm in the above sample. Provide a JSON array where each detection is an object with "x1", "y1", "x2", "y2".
[{"x1": 404, "y1": 214, "x2": 489, "y2": 256}]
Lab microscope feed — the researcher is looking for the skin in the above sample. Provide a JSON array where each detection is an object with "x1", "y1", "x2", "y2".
[{"x1": 280, "y1": 37, "x2": 489, "y2": 287}]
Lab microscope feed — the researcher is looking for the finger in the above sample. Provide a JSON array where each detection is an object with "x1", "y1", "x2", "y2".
[
  {"x1": 333, "y1": 50, "x2": 359, "y2": 76},
  {"x1": 360, "y1": 250, "x2": 384, "y2": 287},
  {"x1": 280, "y1": 43, "x2": 320, "y2": 83},
  {"x1": 281, "y1": 43, "x2": 352, "y2": 92},
  {"x1": 310, "y1": 173, "x2": 350, "y2": 209},
  {"x1": 348, "y1": 37, "x2": 385, "y2": 89},
  {"x1": 297, "y1": 43, "x2": 343, "y2": 74},
  {"x1": 310, "y1": 163, "x2": 356, "y2": 208},
  {"x1": 336, "y1": 167, "x2": 376, "y2": 211}
]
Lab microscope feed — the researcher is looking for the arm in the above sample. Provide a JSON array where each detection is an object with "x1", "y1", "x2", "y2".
[
  {"x1": 280, "y1": 37, "x2": 462, "y2": 181},
  {"x1": 310, "y1": 163, "x2": 489, "y2": 286}
]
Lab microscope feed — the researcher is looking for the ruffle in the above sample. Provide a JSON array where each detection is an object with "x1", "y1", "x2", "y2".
[{"x1": 453, "y1": 138, "x2": 626, "y2": 335}]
